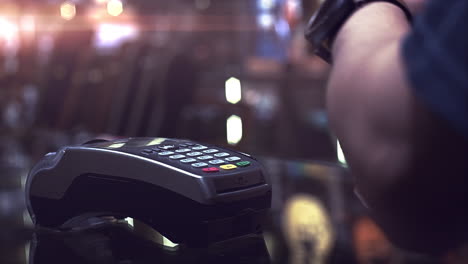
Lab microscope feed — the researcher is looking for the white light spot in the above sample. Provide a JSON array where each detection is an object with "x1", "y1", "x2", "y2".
[
  {"x1": 225, "y1": 77, "x2": 242, "y2": 104},
  {"x1": 60, "y1": 2, "x2": 76, "y2": 20},
  {"x1": 258, "y1": 0, "x2": 275, "y2": 10},
  {"x1": 163, "y1": 236, "x2": 179, "y2": 248},
  {"x1": 124, "y1": 217, "x2": 134, "y2": 227},
  {"x1": 227, "y1": 115, "x2": 243, "y2": 145},
  {"x1": 107, "y1": 0, "x2": 123, "y2": 17},
  {"x1": 337, "y1": 140, "x2": 347, "y2": 165},
  {"x1": 257, "y1": 13, "x2": 274, "y2": 29},
  {"x1": 95, "y1": 23, "x2": 138, "y2": 48}
]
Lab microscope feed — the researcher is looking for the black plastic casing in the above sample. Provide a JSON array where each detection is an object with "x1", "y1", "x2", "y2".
[{"x1": 26, "y1": 138, "x2": 272, "y2": 246}]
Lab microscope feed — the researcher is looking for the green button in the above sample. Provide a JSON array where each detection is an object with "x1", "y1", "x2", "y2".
[{"x1": 236, "y1": 161, "x2": 251, "y2": 167}]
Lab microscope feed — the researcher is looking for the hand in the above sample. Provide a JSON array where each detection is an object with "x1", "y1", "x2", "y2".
[{"x1": 402, "y1": 0, "x2": 427, "y2": 14}]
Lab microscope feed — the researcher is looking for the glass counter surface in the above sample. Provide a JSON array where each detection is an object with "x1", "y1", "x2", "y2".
[
  {"x1": 27, "y1": 224, "x2": 272, "y2": 264},
  {"x1": 0, "y1": 156, "x2": 444, "y2": 264}
]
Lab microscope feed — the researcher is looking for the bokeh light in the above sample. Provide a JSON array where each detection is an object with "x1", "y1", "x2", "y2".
[
  {"x1": 0, "y1": 17, "x2": 18, "y2": 43},
  {"x1": 60, "y1": 2, "x2": 76, "y2": 21},
  {"x1": 225, "y1": 77, "x2": 242, "y2": 105},
  {"x1": 226, "y1": 115, "x2": 243, "y2": 145},
  {"x1": 107, "y1": 0, "x2": 123, "y2": 17}
]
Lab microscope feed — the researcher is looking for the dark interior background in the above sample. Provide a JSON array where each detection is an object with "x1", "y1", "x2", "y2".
[{"x1": 0, "y1": 0, "x2": 449, "y2": 263}]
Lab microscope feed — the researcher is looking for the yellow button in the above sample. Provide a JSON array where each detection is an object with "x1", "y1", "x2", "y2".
[{"x1": 220, "y1": 164, "x2": 237, "y2": 170}]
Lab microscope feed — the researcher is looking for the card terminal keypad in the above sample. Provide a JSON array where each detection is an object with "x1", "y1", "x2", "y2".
[{"x1": 131, "y1": 140, "x2": 253, "y2": 175}]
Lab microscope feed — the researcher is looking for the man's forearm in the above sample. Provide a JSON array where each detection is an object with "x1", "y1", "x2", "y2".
[
  {"x1": 324, "y1": 0, "x2": 468, "y2": 253},
  {"x1": 327, "y1": 3, "x2": 413, "y2": 202}
]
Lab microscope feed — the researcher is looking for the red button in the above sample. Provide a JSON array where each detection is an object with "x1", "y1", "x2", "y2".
[{"x1": 202, "y1": 167, "x2": 219, "y2": 173}]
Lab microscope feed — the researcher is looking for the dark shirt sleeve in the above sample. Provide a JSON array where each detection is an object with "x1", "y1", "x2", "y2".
[{"x1": 402, "y1": 0, "x2": 468, "y2": 138}]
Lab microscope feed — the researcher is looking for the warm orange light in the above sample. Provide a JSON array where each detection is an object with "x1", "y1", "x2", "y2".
[
  {"x1": 107, "y1": 0, "x2": 123, "y2": 17},
  {"x1": 60, "y1": 2, "x2": 76, "y2": 20}
]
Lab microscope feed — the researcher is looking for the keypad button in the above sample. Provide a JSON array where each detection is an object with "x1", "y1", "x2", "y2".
[
  {"x1": 236, "y1": 161, "x2": 251, "y2": 167},
  {"x1": 202, "y1": 149, "x2": 219, "y2": 154},
  {"x1": 187, "y1": 152, "x2": 203, "y2": 157},
  {"x1": 180, "y1": 158, "x2": 197, "y2": 163},
  {"x1": 141, "y1": 149, "x2": 154, "y2": 154},
  {"x1": 192, "y1": 162, "x2": 208, "y2": 168},
  {"x1": 169, "y1": 154, "x2": 185, "y2": 160},
  {"x1": 184, "y1": 142, "x2": 195, "y2": 146},
  {"x1": 214, "y1": 152, "x2": 229, "y2": 158},
  {"x1": 179, "y1": 144, "x2": 187, "y2": 148},
  {"x1": 202, "y1": 167, "x2": 220, "y2": 173},
  {"x1": 176, "y1": 148, "x2": 191, "y2": 153},
  {"x1": 159, "y1": 145, "x2": 175, "y2": 150},
  {"x1": 225, "y1": 156, "x2": 241, "y2": 162},
  {"x1": 150, "y1": 148, "x2": 162, "y2": 152},
  {"x1": 197, "y1": 155, "x2": 213, "y2": 161},
  {"x1": 159, "y1": 151, "x2": 175, "y2": 156},
  {"x1": 220, "y1": 164, "x2": 237, "y2": 170},
  {"x1": 209, "y1": 159, "x2": 225, "y2": 165},
  {"x1": 192, "y1": 145, "x2": 208, "y2": 150}
]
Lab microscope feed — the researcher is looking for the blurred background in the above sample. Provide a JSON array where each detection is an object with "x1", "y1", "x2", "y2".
[{"x1": 0, "y1": 0, "x2": 447, "y2": 263}]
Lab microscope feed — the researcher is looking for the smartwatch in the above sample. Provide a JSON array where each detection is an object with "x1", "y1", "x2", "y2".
[{"x1": 304, "y1": 0, "x2": 412, "y2": 63}]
